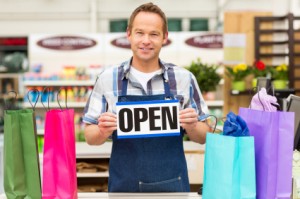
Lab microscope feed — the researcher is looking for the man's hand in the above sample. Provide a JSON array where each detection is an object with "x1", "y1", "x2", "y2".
[
  {"x1": 179, "y1": 108, "x2": 198, "y2": 131},
  {"x1": 98, "y1": 112, "x2": 117, "y2": 138},
  {"x1": 179, "y1": 108, "x2": 208, "y2": 144}
]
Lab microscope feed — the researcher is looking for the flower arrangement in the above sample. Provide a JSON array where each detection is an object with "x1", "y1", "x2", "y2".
[
  {"x1": 252, "y1": 60, "x2": 270, "y2": 78},
  {"x1": 271, "y1": 63, "x2": 288, "y2": 80},
  {"x1": 226, "y1": 63, "x2": 251, "y2": 81}
]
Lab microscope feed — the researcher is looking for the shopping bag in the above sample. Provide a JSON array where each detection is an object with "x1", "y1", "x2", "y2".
[
  {"x1": 202, "y1": 133, "x2": 256, "y2": 199},
  {"x1": 3, "y1": 91, "x2": 41, "y2": 199},
  {"x1": 42, "y1": 106, "x2": 77, "y2": 199},
  {"x1": 239, "y1": 107, "x2": 294, "y2": 199}
]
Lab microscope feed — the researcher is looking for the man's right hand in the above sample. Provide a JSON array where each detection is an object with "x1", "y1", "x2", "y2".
[{"x1": 98, "y1": 112, "x2": 117, "y2": 138}]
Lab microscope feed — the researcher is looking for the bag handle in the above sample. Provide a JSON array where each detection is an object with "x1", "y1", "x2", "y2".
[
  {"x1": 4, "y1": 90, "x2": 18, "y2": 110},
  {"x1": 204, "y1": 114, "x2": 218, "y2": 134},
  {"x1": 41, "y1": 87, "x2": 51, "y2": 111},
  {"x1": 57, "y1": 87, "x2": 68, "y2": 110},
  {"x1": 27, "y1": 88, "x2": 40, "y2": 111}
]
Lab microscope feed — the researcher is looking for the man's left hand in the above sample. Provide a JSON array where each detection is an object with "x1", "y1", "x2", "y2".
[{"x1": 179, "y1": 108, "x2": 198, "y2": 131}]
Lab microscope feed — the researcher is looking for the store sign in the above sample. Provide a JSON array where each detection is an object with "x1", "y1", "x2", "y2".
[
  {"x1": 111, "y1": 36, "x2": 131, "y2": 49},
  {"x1": 37, "y1": 36, "x2": 97, "y2": 50},
  {"x1": 185, "y1": 34, "x2": 223, "y2": 49},
  {"x1": 0, "y1": 37, "x2": 27, "y2": 46},
  {"x1": 110, "y1": 36, "x2": 172, "y2": 49},
  {"x1": 116, "y1": 100, "x2": 180, "y2": 139}
]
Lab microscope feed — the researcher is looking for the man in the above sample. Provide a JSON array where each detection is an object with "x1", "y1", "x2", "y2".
[{"x1": 83, "y1": 2, "x2": 210, "y2": 192}]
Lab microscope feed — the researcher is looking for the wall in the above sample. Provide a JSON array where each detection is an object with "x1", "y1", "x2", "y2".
[{"x1": 0, "y1": 0, "x2": 296, "y2": 36}]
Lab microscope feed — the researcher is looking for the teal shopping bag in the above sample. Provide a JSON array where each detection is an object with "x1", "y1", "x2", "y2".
[{"x1": 202, "y1": 133, "x2": 256, "y2": 199}]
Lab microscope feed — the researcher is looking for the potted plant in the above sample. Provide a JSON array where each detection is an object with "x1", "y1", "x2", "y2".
[
  {"x1": 251, "y1": 60, "x2": 271, "y2": 87},
  {"x1": 270, "y1": 63, "x2": 288, "y2": 89},
  {"x1": 186, "y1": 58, "x2": 221, "y2": 100},
  {"x1": 225, "y1": 63, "x2": 251, "y2": 91}
]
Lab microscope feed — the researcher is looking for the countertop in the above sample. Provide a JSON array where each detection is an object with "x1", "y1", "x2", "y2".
[
  {"x1": 79, "y1": 192, "x2": 201, "y2": 198},
  {"x1": 0, "y1": 192, "x2": 201, "y2": 199}
]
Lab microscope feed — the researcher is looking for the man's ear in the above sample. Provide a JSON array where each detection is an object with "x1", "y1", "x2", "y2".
[
  {"x1": 126, "y1": 27, "x2": 131, "y2": 39},
  {"x1": 163, "y1": 31, "x2": 169, "y2": 45}
]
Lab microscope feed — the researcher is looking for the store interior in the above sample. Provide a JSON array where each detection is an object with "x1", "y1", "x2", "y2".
[{"x1": 0, "y1": 0, "x2": 300, "y2": 197}]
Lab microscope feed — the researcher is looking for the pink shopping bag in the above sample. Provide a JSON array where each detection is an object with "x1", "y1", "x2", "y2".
[{"x1": 42, "y1": 108, "x2": 77, "y2": 199}]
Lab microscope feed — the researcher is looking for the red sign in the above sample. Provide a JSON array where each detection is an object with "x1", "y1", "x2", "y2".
[
  {"x1": 185, "y1": 34, "x2": 223, "y2": 49},
  {"x1": 37, "y1": 36, "x2": 97, "y2": 50},
  {"x1": 111, "y1": 36, "x2": 172, "y2": 49},
  {"x1": 0, "y1": 37, "x2": 27, "y2": 46}
]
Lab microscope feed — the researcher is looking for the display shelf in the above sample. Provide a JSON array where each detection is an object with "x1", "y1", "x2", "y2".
[
  {"x1": 77, "y1": 171, "x2": 109, "y2": 178},
  {"x1": 37, "y1": 129, "x2": 44, "y2": 135},
  {"x1": 0, "y1": 73, "x2": 22, "y2": 78},
  {"x1": 23, "y1": 102, "x2": 87, "y2": 108},
  {"x1": 23, "y1": 80, "x2": 95, "y2": 87},
  {"x1": 205, "y1": 100, "x2": 223, "y2": 107},
  {"x1": 76, "y1": 142, "x2": 112, "y2": 159},
  {"x1": 24, "y1": 100, "x2": 223, "y2": 109}
]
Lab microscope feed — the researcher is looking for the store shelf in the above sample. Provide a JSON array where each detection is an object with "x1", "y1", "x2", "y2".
[
  {"x1": 37, "y1": 129, "x2": 44, "y2": 135},
  {"x1": 23, "y1": 102, "x2": 87, "y2": 108},
  {"x1": 23, "y1": 80, "x2": 95, "y2": 87},
  {"x1": 76, "y1": 142, "x2": 112, "y2": 159},
  {"x1": 205, "y1": 100, "x2": 224, "y2": 107},
  {"x1": 0, "y1": 73, "x2": 22, "y2": 78},
  {"x1": 77, "y1": 171, "x2": 109, "y2": 178}
]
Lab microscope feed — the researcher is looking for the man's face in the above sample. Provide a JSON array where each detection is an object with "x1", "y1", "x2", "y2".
[{"x1": 127, "y1": 11, "x2": 168, "y2": 64}]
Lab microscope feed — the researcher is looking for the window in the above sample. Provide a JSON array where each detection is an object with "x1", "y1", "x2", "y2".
[
  {"x1": 167, "y1": 19, "x2": 182, "y2": 32},
  {"x1": 110, "y1": 20, "x2": 128, "y2": 33},
  {"x1": 190, "y1": 19, "x2": 209, "y2": 31}
]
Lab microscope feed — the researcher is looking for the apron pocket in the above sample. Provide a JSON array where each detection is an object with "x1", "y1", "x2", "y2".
[{"x1": 139, "y1": 176, "x2": 183, "y2": 192}]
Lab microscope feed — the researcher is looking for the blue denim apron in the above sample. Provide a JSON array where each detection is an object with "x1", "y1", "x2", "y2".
[{"x1": 108, "y1": 76, "x2": 190, "y2": 192}]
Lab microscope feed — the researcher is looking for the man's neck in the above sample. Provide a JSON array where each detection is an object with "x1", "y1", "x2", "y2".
[{"x1": 131, "y1": 58, "x2": 160, "y2": 73}]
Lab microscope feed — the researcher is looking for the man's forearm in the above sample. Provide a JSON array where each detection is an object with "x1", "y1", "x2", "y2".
[{"x1": 84, "y1": 124, "x2": 109, "y2": 145}]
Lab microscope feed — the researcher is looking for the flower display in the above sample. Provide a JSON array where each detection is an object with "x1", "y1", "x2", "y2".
[
  {"x1": 271, "y1": 63, "x2": 288, "y2": 80},
  {"x1": 226, "y1": 63, "x2": 251, "y2": 81},
  {"x1": 252, "y1": 60, "x2": 270, "y2": 78}
]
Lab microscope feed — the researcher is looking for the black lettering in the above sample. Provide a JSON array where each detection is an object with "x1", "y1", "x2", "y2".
[
  {"x1": 134, "y1": 108, "x2": 148, "y2": 131},
  {"x1": 149, "y1": 107, "x2": 161, "y2": 131},
  {"x1": 161, "y1": 106, "x2": 178, "y2": 130},
  {"x1": 118, "y1": 108, "x2": 133, "y2": 133}
]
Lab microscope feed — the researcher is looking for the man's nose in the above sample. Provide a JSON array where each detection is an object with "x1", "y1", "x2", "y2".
[{"x1": 142, "y1": 34, "x2": 151, "y2": 43}]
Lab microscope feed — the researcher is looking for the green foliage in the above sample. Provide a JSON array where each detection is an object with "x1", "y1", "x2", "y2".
[
  {"x1": 186, "y1": 58, "x2": 221, "y2": 92},
  {"x1": 270, "y1": 64, "x2": 288, "y2": 80},
  {"x1": 225, "y1": 63, "x2": 251, "y2": 81}
]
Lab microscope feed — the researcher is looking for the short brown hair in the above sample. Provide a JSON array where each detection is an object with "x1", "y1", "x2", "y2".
[{"x1": 128, "y1": 2, "x2": 168, "y2": 35}]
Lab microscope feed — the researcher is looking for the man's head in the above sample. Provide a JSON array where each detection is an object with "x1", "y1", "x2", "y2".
[{"x1": 127, "y1": 2, "x2": 168, "y2": 37}]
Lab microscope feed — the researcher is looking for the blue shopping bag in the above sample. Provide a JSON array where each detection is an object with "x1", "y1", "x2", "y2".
[{"x1": 202, "y1": 133, "x2": 256, "y2": 199}]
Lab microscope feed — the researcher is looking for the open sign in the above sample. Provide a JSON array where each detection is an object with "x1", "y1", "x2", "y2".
[{"x1": 116, "y1": 100, "x2": 180, "y2": 139}]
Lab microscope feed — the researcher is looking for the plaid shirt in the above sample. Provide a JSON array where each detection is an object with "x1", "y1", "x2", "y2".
[{"x1": 83, "y1": 58, "x2": 209, "y2": 124}]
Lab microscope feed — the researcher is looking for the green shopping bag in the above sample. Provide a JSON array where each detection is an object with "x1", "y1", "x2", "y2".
[
  {"x1": 202, "y1": 133, "x2": 256, "y2": 199},
  {"x1": 3, "y1": 91, "x2": 41, "y2": 199}
]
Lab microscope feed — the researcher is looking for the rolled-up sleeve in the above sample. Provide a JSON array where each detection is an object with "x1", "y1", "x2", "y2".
[
  {"x1": 189, "y1": 73, "x2": 209, "y2": 121},
  {"x1": 82, "y1": 75, "x2": 107, "y2": 124}
]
